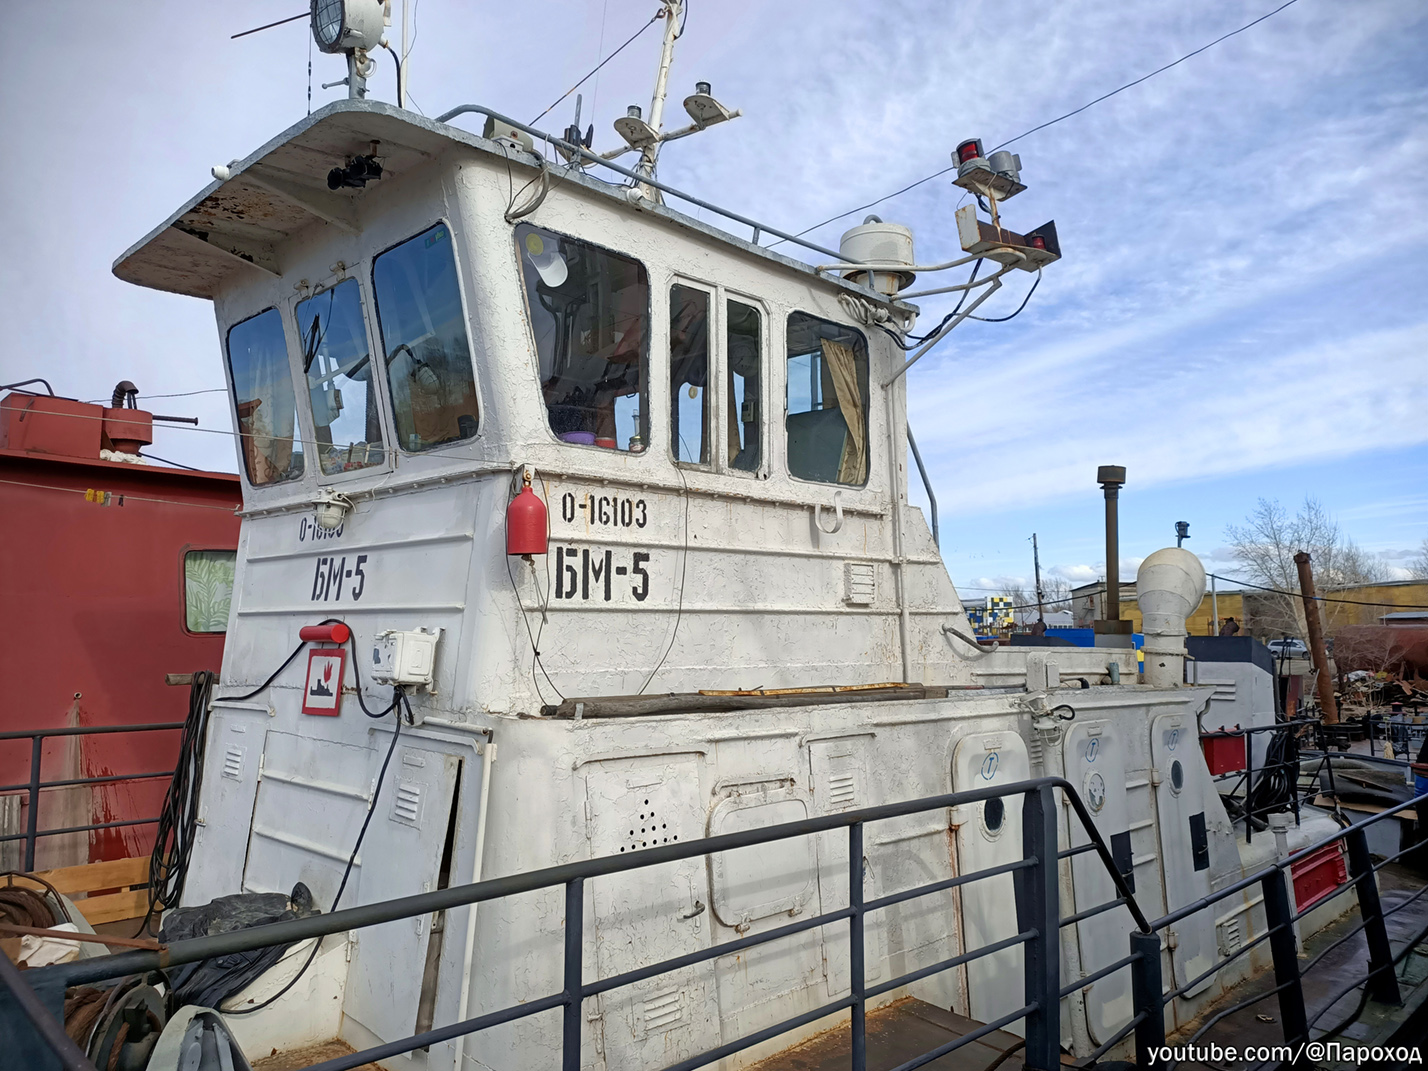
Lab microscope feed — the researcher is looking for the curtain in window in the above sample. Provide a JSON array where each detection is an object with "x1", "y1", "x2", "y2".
[
  {"x1": 185, "y1": 551, "x2": 236, "y2": 633},
  {"x1": 821, "y1": 339, "x2": 866, "y2": 485}
]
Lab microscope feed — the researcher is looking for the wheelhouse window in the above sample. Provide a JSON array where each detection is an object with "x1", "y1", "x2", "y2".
[
  {"x1": 669, "y1": 285, "x2": 710, "y2": 465},
  {"x1": 296, "y1": 279, "x2": 384, "y2": 474},
  {"x1": 183, "y1": 549, "x2": 236, "y2": 633},
  {"x1": 372, "y1": 224, "x2": 479, "y2": 452},
  {"x1": 726, "y1": 300, "x2": 762, "y2": 472},
  {"x1": 786, "y1": 313, "x2": 869, "y2": 486},
  {"x1": 226, "y1": 308, "x2": 303, "y2": 486},
  {"x1": 514, "y1": 223, "x2": 649, "y2": 452}
]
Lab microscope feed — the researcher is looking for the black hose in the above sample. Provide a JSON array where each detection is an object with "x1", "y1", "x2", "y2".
[{"x1": 136, "y1": 672, "x2": 215, "y2": 936}]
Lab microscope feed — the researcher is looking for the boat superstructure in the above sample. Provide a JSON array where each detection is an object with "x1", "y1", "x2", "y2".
[{"x1": 88, "y1": 8, "x2": 1348, "y2": 1069}]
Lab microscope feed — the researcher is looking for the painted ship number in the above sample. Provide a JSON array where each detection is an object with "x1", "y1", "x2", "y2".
[
  {"x1": 310, "y1": 554, "x2": 369, "y2": 602},
  {"x1": 554, "y1": 547, "x2": 650, "y2": 602},
  {"x1": 561, "y1": 492, "x2": 647, "y2": 529}
]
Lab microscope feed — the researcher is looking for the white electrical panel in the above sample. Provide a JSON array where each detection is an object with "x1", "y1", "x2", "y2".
[{"x1": 371, "y1": 628, "x2": 442, "y2": 689}]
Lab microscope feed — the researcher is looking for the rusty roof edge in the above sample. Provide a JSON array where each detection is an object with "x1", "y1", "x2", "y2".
[{"x1": 111, "y1": 99, "x2": 918, "y2": 315}]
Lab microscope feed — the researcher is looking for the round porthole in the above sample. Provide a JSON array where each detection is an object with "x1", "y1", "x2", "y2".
[
  {"x1": 1085, "y1": 772, "x2": 1107, "y2": 813},
  {"x1": 983, "y1": 796, "x2": 1005, "y2": 835},
  {"x1": 1170, "y1": 759, "x2": 1184, "y2": 793}
]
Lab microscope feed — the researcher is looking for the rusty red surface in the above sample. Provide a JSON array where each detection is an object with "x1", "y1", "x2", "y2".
[{"x1": 0, "y1": 396, "x2": 240, "y2": 863}]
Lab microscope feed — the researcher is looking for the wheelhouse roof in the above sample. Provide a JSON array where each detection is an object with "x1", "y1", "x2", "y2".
[{"x1": 113, "y1": 99, "x2": 911, "y2": 314}]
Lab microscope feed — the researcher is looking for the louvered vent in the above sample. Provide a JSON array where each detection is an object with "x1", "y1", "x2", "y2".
[
  {"x1": 222, "y1": 746, "x2": 245, "y2": 781},
  {"x1": 844, "y1": 562, "x2": 876, "y2": 605},
  {"x1": 641, "y1": 989, "x2": 683, "y2": 1033},
  {"x1": 392, "y1": 781, "x2": 423, "y2": 826}
]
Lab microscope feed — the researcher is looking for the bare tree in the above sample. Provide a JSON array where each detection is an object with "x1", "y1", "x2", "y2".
[
  {"x1": 1411, "y1": 537, "x2": 1428, "y2": 580},
  {"x1": 1225, "y1": 497, "x2": 1388, "y2": 638},
  {"x1": 999, "y1": 576, "x2": 1074, "y2": 625}
]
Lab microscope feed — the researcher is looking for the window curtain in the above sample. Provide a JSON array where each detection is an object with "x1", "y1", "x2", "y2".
[
  {"x1": 185, "y1": 551, "x2": 236, "y2": 633},
  {"x1": 821, "y1": 339, "x2": 866, "y2": 485}
]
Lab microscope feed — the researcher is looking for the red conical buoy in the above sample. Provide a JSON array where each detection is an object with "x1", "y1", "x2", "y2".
[{"x1": 506, "y1": 475, "x2": 548, "y2": 557}]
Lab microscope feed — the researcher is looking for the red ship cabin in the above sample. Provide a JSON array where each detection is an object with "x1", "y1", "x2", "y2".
[{"x1": 0, "y1": 382, "x2": 240, "y2": 881}]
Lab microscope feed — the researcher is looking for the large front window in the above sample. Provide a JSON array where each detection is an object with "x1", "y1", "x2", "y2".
[
  {"x1": 372, "y1": 224, "x2": 479, "y2": 452},
  {"x1": 226, "y1": 308, "x2": 303, "y2": 486},
  {"x1": 296, "y1": 279, "x2": 385, "y2": 474},
  {"x1": 786, "y1": 313, "x2": 869, "y2": 486},
  {"x1": 514, "y1": 223, "x2": 649, "y2": 452}
]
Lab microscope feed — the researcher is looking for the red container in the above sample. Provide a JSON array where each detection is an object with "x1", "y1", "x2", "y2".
[
  {"x1": 1201, "y1": 732, "x2": 1246, "y2": 775},
  {"x1": 506, "y1": 484, "x2": 548, "y2": 556},
  {"x1": 1292, "y1": 843, "x2": 1348, "y2": 912}
]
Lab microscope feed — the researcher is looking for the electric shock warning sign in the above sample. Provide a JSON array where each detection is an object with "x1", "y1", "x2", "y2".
[{"x1": 302, "y1": 648, "x2": 347, "y2": 716}]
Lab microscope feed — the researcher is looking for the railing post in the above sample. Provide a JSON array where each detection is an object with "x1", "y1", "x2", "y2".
[
  {"x1": 562, "y1": 877, "x2": 584, "y2": 1071},
  {"x1": 1016, "y1": 784, "x2": 1061, "y2": 1071},
  {"x1": 1244, "y1": 727, "x2": 1255, "y2": 843},
  {"x1": 849, "y1": 821, "x2": 866, "y2": 1071},
  {"x1": 24, "y1": 736, "x2": 41, "y2": 872},
  {"x1": 1261, "y1": 869, "x2": 1309, "y2": 1047},
  {"x1": 1346, "y1": 827, "x2": 1402, "y2": 1006},
  {"x1": 1129, "y1": 930, "x2": 1165, "y2": 1066}
]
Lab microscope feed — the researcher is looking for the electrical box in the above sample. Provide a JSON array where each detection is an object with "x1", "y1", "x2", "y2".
[{"x1": 371, "y1": 628, "x2": 442, "y2": 689}]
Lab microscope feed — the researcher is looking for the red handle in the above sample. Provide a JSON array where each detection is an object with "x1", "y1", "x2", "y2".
[{"x1": 300, "y1": 623, "x2": 351, "y2": 644}]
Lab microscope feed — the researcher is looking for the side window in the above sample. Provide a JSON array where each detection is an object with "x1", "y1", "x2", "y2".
[
  {"x1": 372, "y1": 224, "x2": 479, "y2": 452},
  {"x1": 296, "y1": 279, "x2": 385, "y2": 474},
  {"x1": 184, "y1": 549, "x2": 236, "y2": 633},
  {"x1": 226, "y1": 308, "x2": 303, "y2": 486},
  {"x1": 786, "y1": 313, "x2": 869, "y2": 486},
  {"x1": 669, "y1": 285, "x2": 710, "y2": 465},
  {"x1": 514, "y1": 223, "x2": 650, "y2": 452},
  {"x1": 726, "y1": 300, "x2": 762, "y2": 472}
]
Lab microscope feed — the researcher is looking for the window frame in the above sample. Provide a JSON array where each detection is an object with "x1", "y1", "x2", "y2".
[
  {"x1": 369, "y1": 218, "x2": 483, "y2": 457},
  {"x1": 667, "y1": 278, "x2": 717, "y2": 471},
  {"x1": 223, "y1": 305, "x2": 307, "y2": 490},
  {"x1": 718, "y1": 289, "x2": 769, "y2": 479},
  {"x1": 511, "y1": 222, "x2": 654, "y2": 457},
  {"x1": 782, "y1": 311, "x2": 873, "y2": 490},
  {"x1": 284, "y1": 271, "x2": 396, "y2": 485},
  {"x1": 178, "y1": 544, "x2": 238, "y2": 636}
]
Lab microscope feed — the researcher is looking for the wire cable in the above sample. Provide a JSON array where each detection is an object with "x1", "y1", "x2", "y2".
[
  {"x1": 773, "y1": 0, "x2": 1305, "y2": 244},
  {"x1": 1208, "y1": 573, "x2": 1428, "y2": 611},
  {"x1": 967, "y1": 269, "x2": 1041, "y2": 322},
  {"x1": 529, "y1": 9, "x2": 662, "y2": 125},
  {"x1": 638, "y1": 437, "x2": 692, "y2": 694}
]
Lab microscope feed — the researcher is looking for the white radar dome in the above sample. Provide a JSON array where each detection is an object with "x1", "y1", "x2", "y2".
[{"x1": 1136, "y1": 548, "x2": 1206, "y2": 627}]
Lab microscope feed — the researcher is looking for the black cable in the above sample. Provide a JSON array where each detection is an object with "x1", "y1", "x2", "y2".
[
  {"x1": 136, "y1": 672, "x2": 215, "y2": 936},
  {"x1": 772, "y1": 0, "x2": 1305, "y2": 244},
  {"x1": 529, "y1": 10, "x2": 662, "y2": 125},
  {"x1": 504, "y1": 477, "x2": 565, "y2": 704},
  {"x1": 1, "y1": 378, "x2": 57, "y2": 395},
  {"x1": 639, "y1": 439, "x2": 692, "y2": 694},
  {"x1": 218, "y1": 639, "x2": 309, "y2": 702},
  {"x1": 967, "y1": 269, "x2": 1042, "y2": 322},
  {"x1": 230, "y1": 686, "x2": 405, "y2": 1015},
  {"x1": 1209, "y1": 573, "x2": 1428, "y2": 611},
  {"x1": 878, "y1": 260, "x2": 983, "y2": 351},
  {"x1": 138, "y1": 451, "x2": 203, "y2": 471}
]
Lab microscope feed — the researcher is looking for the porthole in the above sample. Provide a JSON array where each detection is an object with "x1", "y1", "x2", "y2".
[
  {"x1": 1170, "y1": 759, "x2": 1184, "y2": 793},
  {"x1": 983, "y1": 796, "x2": 1005, "y2": 835}
]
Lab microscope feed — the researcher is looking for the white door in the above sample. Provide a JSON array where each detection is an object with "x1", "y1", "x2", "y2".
[
  {"x1": 1151, "y1": 713, "x2": 1217, "y2": 996},
  {"x1": 1063, "y1": 722, "x2": 1136, "y2": 1045},
  {"x1": 584, "y1": 755, "x2": 719, "y2": 1071},
  {"x1": 187, "y1": 713, "x2": 266, "y2": 907},
  {"x1": 344, "y1": 743, "x2": 461, "y2": 1053},
  {"x1": 952, "y1": 731, "x2": 1029, "y2": 1034}
]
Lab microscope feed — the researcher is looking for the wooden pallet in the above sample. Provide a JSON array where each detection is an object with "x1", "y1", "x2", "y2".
[{"x1": 30, "y1": 856, "x2": 153, "y2": 925}]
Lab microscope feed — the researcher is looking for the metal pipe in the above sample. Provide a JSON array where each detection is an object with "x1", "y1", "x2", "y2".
[
  {"x1": 1211, "y1": 573, "x2": 1220, "y2": 636},
  {"x1": 24, "y1": 736, "x2": 40, "y2": 871},
  {"x1": 432, "y1": 105, "x2": 845, "y2": 261},
  {"x1": 457, "y1": 733, "x2": 496, "y2": 1060},
  {"x1": 881, "y1": 276, "x2": 1004, "y2": 387},
  {"x1": 887, "y1": 391, "x2": 913, "y2": 683},
  {"x1": 1293, "y1": 551, "x2": 1339, "y2": 724},
  {"x1": 0, "y1": 950, "x2": 97, "y2": 1071},
  {"x1": 1097, "y1": 466, "x2": 1126, "y2": 623},
  {"x1": 905, "y1": 425, "x2": 939, "y2": 545},
  {"x1": 634, "y1": 0, "x2": 682, "y2": 193}
]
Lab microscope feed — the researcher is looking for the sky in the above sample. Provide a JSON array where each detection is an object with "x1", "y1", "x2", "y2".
[{"x1": 1, "y1": 0, "x2": 1424, "y2": 597}]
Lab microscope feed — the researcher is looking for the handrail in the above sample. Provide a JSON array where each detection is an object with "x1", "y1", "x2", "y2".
[
  {"x1": 433, "y1": 104, "x2": 846, "y2": 262},
  {"x1": 905, "y1": 424, "x2": 939, "y2": 545}
]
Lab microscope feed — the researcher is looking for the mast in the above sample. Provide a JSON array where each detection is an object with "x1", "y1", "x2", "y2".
[
  {"x1": 1033, "y1": 533, "x2": 1046, "y2": 627},
  {"x1": 636, "y1": 0, "x2": 684, "y2": 197}
]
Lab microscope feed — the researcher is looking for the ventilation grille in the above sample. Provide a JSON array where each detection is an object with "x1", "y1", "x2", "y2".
[
  {"x1": 844, "y1": 562, "x2": 876, "y2": 605},
  {"x1": 392, "y1": 781, "x2": 423, "y2": 826},
  {"x1": 222, "y1": 746, "x2": 245, "y2": 781},
  {"x1": 1218, "y1": 916, "x2": 1243, "y2": 958},
  {"x1": 641, "y1": 989, "x2": 683, "y2": 1034},
  {"x1": 623, "y1": 796, "x2": 678, "y2": 853},
  {"x1": 828, "y1": 772, "x2": 857, "y2": 808}
]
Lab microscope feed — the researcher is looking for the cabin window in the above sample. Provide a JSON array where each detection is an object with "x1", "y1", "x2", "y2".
[
  {"x1": 372, "y1": 224, "x2": 479, "y2": 452},
  {"x1": 669, "y1": 285, "x2": 710, "y2": 465},
  {"x1": 726, "y1": 299, "x2": 762, "y2": 472},
  {"x1": 514, "y1": 223, "x2": 649, "y2": 452},
  {"x1": 296, "y1": 279, "x2": 385, "y2": 474},
  {"x1": 785, "y1": 313, "x2": 869, "y2": 486},
  {"x1": 183, "y1": 549, "x2": 236, "y2": 633},
  {"x1": 226, "y1": 308, "x2": 303, "y2": 486}
]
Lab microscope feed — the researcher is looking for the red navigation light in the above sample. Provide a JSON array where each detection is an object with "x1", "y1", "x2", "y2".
[
  {"x1": 507, "y1": 478, "x2": 549, "y2": 556},
  {"x1": 300, "y1": 622, "x2": 351, "y2": 644},
  {"x1": 955, "y1": 138, "x2": 984, "y2": 165},
  {"x1": 1028, "y1": 235, "x2": 1046, "y2": 250}
]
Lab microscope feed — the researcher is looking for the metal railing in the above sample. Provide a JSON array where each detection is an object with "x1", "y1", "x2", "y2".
[
  {"x1": 0, "y1": 776, "x2": 1143, "y2": 1071},
  {"x1": 4, "y1": 769, "x2": 1424, "y2": 1071},
  {"x1": 0, "y1": 722, "x2": 181, "y2": 871}
]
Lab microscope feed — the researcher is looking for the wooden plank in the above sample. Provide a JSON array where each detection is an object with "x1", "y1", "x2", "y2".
[
  {"x1": 74, "y1": 889, "x2": 152, "y2": 926},
  {"x1": 32, "y1": 856, "x2": 150, "y2": 895}
]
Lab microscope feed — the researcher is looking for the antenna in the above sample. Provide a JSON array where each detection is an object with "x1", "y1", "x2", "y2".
[{"x1": 1032, "y1": 533, "x2": 1047, "y2": 627}]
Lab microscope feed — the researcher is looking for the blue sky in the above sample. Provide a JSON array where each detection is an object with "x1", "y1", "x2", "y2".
[{"x1": 2, "y1": 0, "x2": 1424, "y2": 593}]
